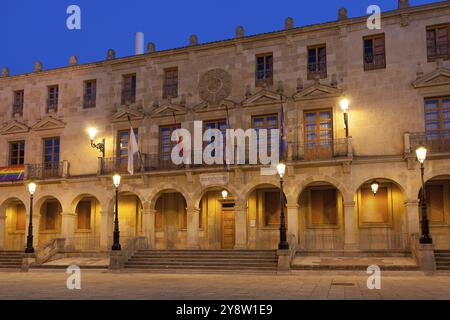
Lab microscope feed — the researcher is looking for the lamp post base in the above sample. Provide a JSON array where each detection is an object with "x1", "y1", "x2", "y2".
[
  {"x1": 24, "y1": 247, "x2": 34, "y2": 254},
  {"x1": 278, "y1": 243, "x2": 289, "y2": 250},
  {"x1": 111, "y1": 243, "x2": 121, "y2": 251},
  {"x1": 419, "y1": 234, "x2": 433, "y2": 244}
]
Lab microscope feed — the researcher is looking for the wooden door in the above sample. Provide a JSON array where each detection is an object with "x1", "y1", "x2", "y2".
[{"x1": 221, "y1": 205, "x2": 235, "y2": 249}]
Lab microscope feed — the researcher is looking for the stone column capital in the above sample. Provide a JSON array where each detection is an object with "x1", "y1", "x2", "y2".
[
  {"x1": 286, "y1": 204, "x2": 299, "y2": 210},
  {"x1": 343, "y1": 201, "x2": 355, "y2": 207},
  {"x1": 404, "y1": 199, "x2": 420, "y2": 206},
  {"x1": 61, "y1": 212, "x2": 77, "y2": 217}
]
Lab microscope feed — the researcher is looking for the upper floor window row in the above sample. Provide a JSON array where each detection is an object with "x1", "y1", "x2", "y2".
[{"x1": 427, "y1": 24, "x2": 450, "y2": 61}]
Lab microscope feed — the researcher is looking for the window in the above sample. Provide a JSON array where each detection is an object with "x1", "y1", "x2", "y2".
[
  {"x1": 9, "y1": 141, "x2": 25, "y2": 165},
  {"x1": 427, "y1": 24, "x2": 450, "y2": 61},
  {"x1": 83, "y1": 80, "x2": 96, "y2": 108},
  {"x1": 303, "y1": 109, "x2": 333, "y2": 160},
  {"x1": 43, "y1": 201, "x2": 61, "y2": 230},
  {"x1": 310, "y1": 189, "x2": 337, "y2": 225},
  {"x1": 76, "y1": 201, "x2": 91, "y2": 230},
  {"x1": 358, "y1": 185, "x2": 392, "y2": 226},
  {"x1": 47, "y1": 85, "x2": 59, "y2": 112},
  {"x1": 424, "y1": 97, "x2": 450, "y2": 140},
  {"x1": 117, "y1": 129, "x2": 139, "y2": 169},
  {"x1": 307, "y1": 45, "x2": 327, "y2": 80},
  {"x1": 122, "y1": 74, "x2": 136, "y2": 105},
  {"x1": 252, "y1": 114, "x2": 278, "y2": 154},
  {"x1": 255, "y1": 53, "x2": 273, "y2": 87},
  {"x1": 43, "y1": 137, "x2": 60, "y2": 178},
  {"x1": 13, "y1": 90, "x2": 24, "y2": 116},
  {"x1": 15, "y1": 203, "x2": 26, "y2": 231},
  {"x1": 163, "y1": 67, "x2": 178, "y2": 99},
  {"x1": 204, "y1": 119, "x2": 228, "y2": 157},
  {"x1": 363, "y1": 34, "x2": 386, "y2": 71},
  {"x1": 159, "y1": 124, "x2": 181, "y2": 167}
]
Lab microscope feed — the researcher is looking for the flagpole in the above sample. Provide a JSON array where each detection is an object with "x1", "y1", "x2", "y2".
[{"x1": 126, "y1": 115, "x2": 144, "y2": 171}]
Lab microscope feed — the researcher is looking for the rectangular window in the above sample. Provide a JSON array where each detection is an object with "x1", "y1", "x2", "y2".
[
  {"x1": 424, "y1": 97, "x2": 450, "y2": 141},
  {"x1": 117, "y1": 129, "x2": 138, "y2": 169},
  {"x1": 122, "y1": 74, "x2": 136, "y2": 105},
  {"x1": 76, "y1": 201, "x2": 92, "y2": 230},
  {"x1": 159, "y1": 124, "x2": 181, "y2": 167},
  {"x1": 43, "y1": 137, "x2": 60, "y2": 164},
  {"x1": 15, "y1": 203, "x2": 26, "y2": 231},
  {"x1": 44, "y1": 202, "x2": 61, "y2": 230},
  {"x1": 83, "y1": 80, "x2": 97, "y2": 108},
  {"x1": 47, "y1": 85, "x2": 59, "y2": 112},
  {"x1": 307, "y1": 45, "x2": 327, "y2": 80},
  {"x1": 303, "y1": 109, "x2": 333, "y2": 160},
  {"x1": 13, "y1": 90, "x2": 24, "y2": 116},
  {"x1": 310, "y1": 189, "x2": 337, "y2": 225},
  {"x1": 427, "y1": 24, "x2": 450, "y2": 61},
  {"x1": 9, "y1": 141, "x2": 25, "y2": 165},
  {"x1": 255, "y1": 53, "x2": 273, "y2": 87},
  {"x1": 163, "y1": 67, "x2": 178, "y2": 99},
  {"x1": 252, "y1": 114, "x2": 278, "y2": 154},
  {"x1": 204, "y1": 119, "x2": 228, "y2": 157},
  {"x1": 363, "y1": 34, "x2": 386, "y2": 71}
]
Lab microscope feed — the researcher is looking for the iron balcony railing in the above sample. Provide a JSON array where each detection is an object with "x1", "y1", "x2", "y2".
[
  {"x1": 121, "y1": 89, "x2": 136, "y2": 105},
  {"x1": 409, "y1": 130, "x2": 450, "y2": 154},
  {"x1": 289, "y1": 138, "x2": 349, "y2": 162},
  {"x1": 12, "y1": 101, "x2": 23, "y2": 116},
  {"x1": 26, "y1": 162, "x2": 63, "y2": 180},
  {"x1": 46, "y1": 98, "x2": 58, "y2": 113},
  {"x1": 83, "y1": 95, "x2": 96, "y2": 109},
  {"x1": 307, "y1": 61, "x2": 327, "y2": 80},
  {"x1": 364, "y1": 52, "x2": 386, "y2": 71}
]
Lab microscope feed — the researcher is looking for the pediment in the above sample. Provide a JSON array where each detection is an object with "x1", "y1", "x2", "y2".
[
  {"x1": 193, "y1": 99, "x2": 236, "y2": 113},
  {"x1": 412, "y1": 67, "x2": 450, "y2": 88},
  {"x1": 242, "y1": 89, "x2": 284, "y2": 107},
  {"x1": 31, "y1": 116, "x2": 65, "y2": 131},
  {"x1": 151, "y1": 102, "x2": 187, "y2": 118},
  {"x1": 293, "y1": 83, "x2": 341, "y2": 101},
  {"x1": 0, "y1": 120, "x2": 29, "y2": 135},
  {"x1": 111, "y1": 107, "x2": 145, "y2": 123}
]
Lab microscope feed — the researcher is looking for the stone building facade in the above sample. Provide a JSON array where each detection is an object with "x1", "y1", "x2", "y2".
[{"x1": 0, "y1": 1, "x2": 450, "y2": 260}]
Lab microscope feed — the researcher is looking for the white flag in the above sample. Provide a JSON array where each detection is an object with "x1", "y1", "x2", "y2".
[{"x1": 128, "y1": 129, "x2": 139, "y2": 175}]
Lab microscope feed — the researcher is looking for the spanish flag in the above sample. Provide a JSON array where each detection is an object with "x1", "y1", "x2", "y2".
[{"x1": 0, "y1": 165, "x2": 25, "y2": 182}]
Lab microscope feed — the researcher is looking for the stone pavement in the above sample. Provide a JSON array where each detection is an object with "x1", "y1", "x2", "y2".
[{"x1": 0, "y1": 270, "x2": 450, "y2": 299}]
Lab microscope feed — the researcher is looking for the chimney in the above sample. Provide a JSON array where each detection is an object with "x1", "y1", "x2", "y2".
[{"x1": 135, "y1": 32, "x2": 144, "y2": 55}]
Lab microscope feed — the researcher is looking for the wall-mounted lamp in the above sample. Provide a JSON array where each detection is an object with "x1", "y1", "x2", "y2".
[
  {"x1": 370, "y1": 180, "x2": 379, "y2": 195},
  {"x1": 340, "y1": 98, "x2": 350, "y2": 138},
  {"x1": 221, "y1": 190, "x2": 228, "y2": 200},
  {"x1": 88, "y1": 128, "x2": 105, "y2": 158}
]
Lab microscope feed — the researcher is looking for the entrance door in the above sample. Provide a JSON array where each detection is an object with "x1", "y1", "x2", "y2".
[{"x1": 221, "y1": 204, "x2": 235, "y2": 249}]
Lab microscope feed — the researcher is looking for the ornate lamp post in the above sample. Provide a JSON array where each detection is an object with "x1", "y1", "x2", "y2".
[
  {"x1": 340, "y1": 98, "x2": 350, "y2": 138},
  {"x1": 112, "y1": 174, "x2": 122, "y2": 251},
  {"x1": 416, "y1": 146, "x2": 432, "y2": 244},
  {"x1": 88, "y1": 127, "x2": 105, "y2": 158},
  {"x1": 25, "y1": 182, "x2": 37, "y2": 253},
  {"x1": 277, "y1": 162, "x2": 289, "y2": 250}
]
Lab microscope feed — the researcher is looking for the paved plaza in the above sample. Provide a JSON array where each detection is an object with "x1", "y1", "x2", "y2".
[{"x1": 0, "y1": 270, "x2": 450, "y2": 300}]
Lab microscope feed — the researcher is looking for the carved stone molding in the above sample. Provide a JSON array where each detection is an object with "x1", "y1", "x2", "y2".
[{"x1": 198, "y1": 68, "x2": 232, "y2": 105}]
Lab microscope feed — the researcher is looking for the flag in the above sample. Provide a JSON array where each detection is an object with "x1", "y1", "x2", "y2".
[
  {"x1": 128, "y1": 128, "x2": 139, "y2": 175},
  {"x1": 280, "y1": 102, "x2": 287, "y2": 161}
]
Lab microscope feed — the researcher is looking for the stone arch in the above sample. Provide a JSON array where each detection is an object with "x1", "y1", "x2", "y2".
[
  {"x1": 193, "y1": 184, "x2": 240, "y2": 208},
  {"x1": 149, "y1": 186, "x2": 191, "y2": 210},
  {"x1": 0, "y1": 195, "x2": 29, "y2": 218},
  {"x1": 0, "y1": 196, "x2": 29, "y2": 250},
  {"x1": 70, "y1": 193, "x2": 105, "y2": 214},
  {"x1": 293, "y1": 175, "x2": 350, "y2": 204},
  {"x1": 243, "y1": 182, "x2": 283, "y2": 202},
  {"x1": 352, "y1": 175, "x2": 407, "y2": 198}
]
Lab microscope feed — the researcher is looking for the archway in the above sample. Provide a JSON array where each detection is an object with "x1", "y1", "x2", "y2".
[
  {"x1": 197, "y1": 187, "x2": 235, "y2": 249},
  {"x1": 72, "y1": 195, "x2": 102, "y2": 251},
  {"x1": 153, "y1": 191, "x2": 187, "y2": 249},
  {"x1": 38, "y1": 197, "x2": 62, "y2": 246},
  {"x1": 418, "y1": 175, "x2": 450, "y2": 249},
  {"x1": 1, "y1": 198, "x2": 27, "y2": 251},
  {"x1": 297, "y1": 181, "x2": 344, "y2": 251},
  {"x1": 115, "y1": 192, "x2": 143, "y2": 245},
  {"x1": 355, "y1": 178, "x2": 407, "y2": 251},
  {"x1": 247, "y1": 183, "x2": 286, "y2": 249}
]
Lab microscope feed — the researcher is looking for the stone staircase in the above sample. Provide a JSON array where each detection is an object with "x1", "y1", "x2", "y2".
[
  {"x1": 124, "y1": 250, "x2": 278, "y2": 273},
  {"x1": 434, "y1": 250, "x2": 450, "y2": 271},
  {"x1": 0, "y1": 251, "x2": 23, "y2": 269}
]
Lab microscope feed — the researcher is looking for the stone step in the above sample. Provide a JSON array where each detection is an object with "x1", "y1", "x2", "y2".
[
  {"x1": 130, "y1": 258, "x2": 277, "y2": 263},
  {"x1": 124, "y1": 264, "x2": 277, "y2": 270},
  {"x1": 0, "y1": 259, "x2": 22, "y2": 263},
  {"x1": 132, "y1": 254, "x2": 277, "y2": 259},
  {"x1": 292, "y1": 265, "x2": 420, "y2": 271},
  {"x1": 125, "y1": 260, "x2": 277, "y2": 266}
]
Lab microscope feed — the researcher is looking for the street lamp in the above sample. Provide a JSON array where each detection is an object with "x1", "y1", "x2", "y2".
[
  {"x1": 340, "y1": 98, "x2": 350, "y2": 138},
  {"x1": 112, "y1": 174, "x2": 122, "y2": 251},
  {"x1": 25, "y1": 182, "x2": 37, "y2": 253},
  {"x1": 277, "y1": 162, "x2": 289, "y2": 250},
  {"x1": 416, "y1": 146, "x2": 432, "y2": 244},
  {"x1": 88, "y1": 127, "x2": 105, "y2": 158},
  {"x1": 370, "y1": 180, "x2": 379, "y2": 195}
]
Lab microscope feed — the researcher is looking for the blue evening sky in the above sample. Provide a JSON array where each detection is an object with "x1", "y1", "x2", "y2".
[{"x1": 0, "y1": 0, "x2": 442, "y2": 75}]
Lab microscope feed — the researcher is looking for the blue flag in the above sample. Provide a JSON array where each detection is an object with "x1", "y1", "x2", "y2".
[{"x1": 280, "y1": 102, "x2": 287, "y2": 161}]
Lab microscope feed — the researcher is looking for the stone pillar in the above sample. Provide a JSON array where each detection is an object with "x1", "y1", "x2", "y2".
[
  {"x1": 100, "y1": 211, "x2": 112, "y2": 251},
  {"x1": 287, "y1": 204, "x2": 299, "y2": 246},
  {"x1": 187, "y1": 206, "x2": 200, "y2": 249},
  {"x1": 343, "y1": 201, "x2": 358, "y2": 251},
  {"x1": 405, "y1": 200, "x2": 420, "y2": 235},
  {"x1": 61, "y1": 212, "x2": 76, "y2": 249},
  {"x1": 142, "y1": 208, "x2": 155, "y2": 249},
  {"x1": 234, "y1": 200, "x2": 247, "y2": 249},
  {"x1": 31, "y1": 214, "x2": 40, "y2": 248},
  {"x1": 0, "y1": 215, "x2": 6, "y2": 250}
]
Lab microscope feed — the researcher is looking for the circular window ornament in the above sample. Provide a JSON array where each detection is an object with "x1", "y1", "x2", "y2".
[{"x1": 198, "y1": 68, "x2": 232, "y2": 104}]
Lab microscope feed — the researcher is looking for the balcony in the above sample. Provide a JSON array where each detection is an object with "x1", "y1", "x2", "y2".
[
  {"x1": 364, "y1": 52, "x2": 386, "y2": 71},
  {"x1": 46, "y1": 98, "x2": 58, "y2": 113},
  {"x1": 83, "y1": 95, "x2": 96, "y2": 109},
  {"x1": 99, "y1": 155, "x2": 185, "y2": 175},
  {"x1": 307, "y1": 62, "x2": 327, "y2": 80},
  {"x1": 289, "y1": 138, "x2": 351, "y2": 162},
  {"x1": 407, "y1": 130, "x2": 450, "y2": 155},
  {"x1": 121, "y1": 89, "x2": 136, "y2": 105},
  {"x1": 25, "y1": 161, "x2": 68, "y2": 180},
  {"x1": 12, "y1": 102, "x2": 23, "y2": 116}
]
